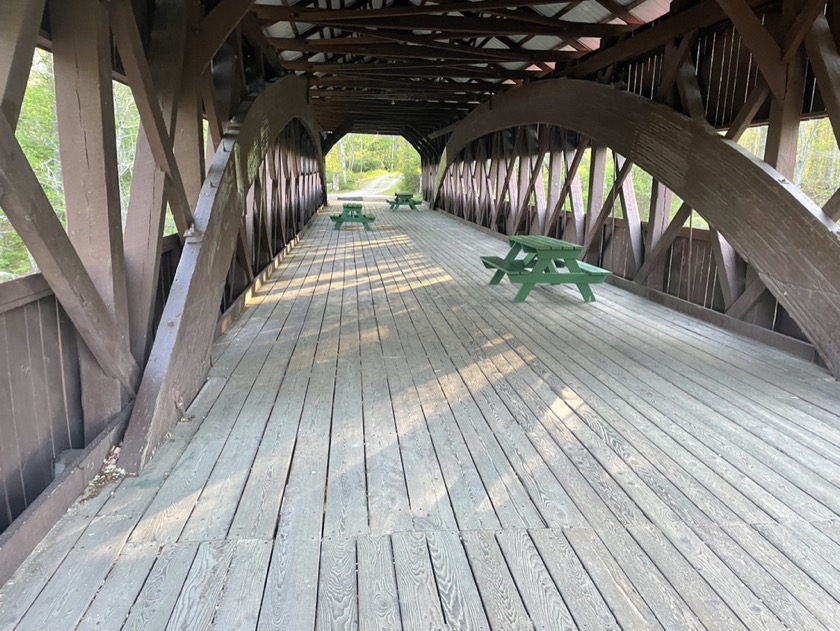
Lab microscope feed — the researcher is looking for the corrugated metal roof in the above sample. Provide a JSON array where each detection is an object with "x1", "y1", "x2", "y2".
[
  {"x1": 265, "y1": 22, "x2": 296, "y2": 39},
  {"x1": 533, "y1": 3, "x2": 571, "y2": 18},
  {"x1": 630, "y1": 0, "x2": 671, "y2": 22},
  {"x1": 562, "y1": 3, "x2": 613, "y2": 22},
  {"x1": 482, "y1": 38, "x2": 511, "y2": 50},
  {"x1": 521, "y1": 36, "x2": 564, "y2": 51}
]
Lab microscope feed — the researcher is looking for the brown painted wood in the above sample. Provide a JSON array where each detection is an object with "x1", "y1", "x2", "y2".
[
  {"x1": 0, "y1": 114, "x2": 141, "y2": 393},
  {"x1": 545, "y1": 137, "x2": 589, "y2": 237},
  {"x1": 586, "y1": 145, "x2": 607, "y2": 245},
  {"x1": 715, "y1": 0, "x2": 787, "y2": 100},
  {"x1": 174, "y1": 2, "x2": 206, "y2": 213},
  {"x1": 0, "y1": 408, "x2": 128, "y2": 586},
  {"x1": 781, "y1": 0, "x2": 829, "y2": 61},
  {"x1": 273, "y1": 14, "x2": 633, "y2": 38},
  {"x1": 764, "y1": 57, "x2": 804, "y2": 180},
  {"x1": 805, "y1": 16, "x2": 840, "y2": 150},
  {"x1": 725, "y1": 274, "x2": 772, "y2": 319},
  {"x1": 728, "y1": 82, "x2": 771, "y2": 137},
  {"x1": 566, "y1": 0, "x2": 765, "y2": 79},
  {"x1": 581, "y1": 159, "x2": 633, "y2": 259},
  {"x1": 562, "y1": 148, "x2": 586, "y2": 243},
  {"x1": 123, "y1": 0, "x2": 191, "y2": 366},
  {"x1": 614, "y1": 155, "x2": 643, "y2": 274},
  {"x1": 271, "y1": 35, "x2": 576, "y2": 63},
  {"x1": 710, "y1": 229, "x2": 743, "y2": 308},
  {"x1": 52, "y1": 0, "x2": 129, "y2": 438},
  {"x1": 0, "y1": 0, "x2": 46, "y2": 128},
  {"x1": 109, "y1": 0, "x2": 193, "y2": 235},
  {"x1": 655, "y1": 32, "x2": 699, "y2": 102},
  {"x1": 433, "y1": 79, "x2": 840, "y2": 376},
  {"x1": 121, "y1": 76, "x2": 324, "y2": 473},
  {"x1": 0, "y1": 275, "x2": 51, "y2": 314},
  {"x1": 194, "y1": 0, "x2": 257, "y2": 71}
]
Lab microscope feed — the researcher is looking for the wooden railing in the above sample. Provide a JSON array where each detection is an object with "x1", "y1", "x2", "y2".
[
  {"x1": 0, "y1": 275, "x2": 82, "y2": 532},
  {"x1": 440, "y1": 194, "x2": 811, "y2": 347},
  {"x1": 0, "y1": 234, "x2": 181, "y2": 532}
]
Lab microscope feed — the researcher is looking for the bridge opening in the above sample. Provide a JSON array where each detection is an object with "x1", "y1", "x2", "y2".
[{"x1": 324, "y1": 133, "x2": 421, "y2": 199}]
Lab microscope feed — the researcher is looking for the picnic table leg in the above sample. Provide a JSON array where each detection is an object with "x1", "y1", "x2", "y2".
[
  {"x1": 489, "y1": 270, "x2": 506, "y2": 285},
  {"x1": 363, "y1": 222, "x2": 373, "y2": 231},
  {"x1": 565, "y1": 259, "x2": 597, "y2": 302},
  {"x1": 513, "y1": 283, "x2": 535, "y2": 302}
]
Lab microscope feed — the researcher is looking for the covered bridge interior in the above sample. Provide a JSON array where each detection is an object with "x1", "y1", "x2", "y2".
[{"x1": 2, "y1": 0, "x2": 840, "y2": 628}]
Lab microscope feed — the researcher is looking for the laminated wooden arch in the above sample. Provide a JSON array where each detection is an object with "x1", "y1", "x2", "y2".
[
  {"x1": 433, "y1": 79, "x2": 840, "y2": 378},
  {"x1": 121, "y1": 75, "x2": 326, "y2": 472}
]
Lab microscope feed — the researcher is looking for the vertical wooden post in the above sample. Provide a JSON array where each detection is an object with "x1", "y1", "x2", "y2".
[
  {"x1": 645, "y1": 181, "x2": 673, "y2": 289},
  {"x1": 563, "y1": 148, "x2": 586, "y2": 244},
  {"x1": 52, "y1": 0, "x2": 129, "y2": 437},
  {"x1": 728, "y1": 0, "x2": 806, "y2": 322},
  {"x1": 123, "y1": 0, "x2": 191, "y2": 365},
  {"x1": 615, "y1": 154, "x2": 643, "y2": 274},
  {"x1": 175, "y1": 0, "x2": 206, "y2": 212},
  {"x1": 586, "y1": 145, "x2": 607, "y2": 238},
  {"x1": 545, "y1": 130, "x2": 563, "y2": 237},
  {"x1": 585, "y1": 145, "x2": 607, "y2": 262}
]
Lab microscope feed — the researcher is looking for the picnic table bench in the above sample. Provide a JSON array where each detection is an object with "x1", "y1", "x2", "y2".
[
  {"x1": 330, "y1": 203, "x2": 375, "y2": 231},
  {"x1": 389, "y1": 192, "x2": 419, "y2": 211},
  {"x1": 481, "y1": 235, "x2": 611, "y2": 302}
]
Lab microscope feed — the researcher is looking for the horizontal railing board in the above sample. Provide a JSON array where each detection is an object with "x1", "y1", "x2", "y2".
[{"x1": 0, "y1": 274, "x2": 51, "y2": 314}]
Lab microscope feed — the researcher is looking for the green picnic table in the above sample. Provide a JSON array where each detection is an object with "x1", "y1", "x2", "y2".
[
  {"x1": 480, "y1": 235, "x2": 611, "y2": 303},
  {"x1": 389, "y1": 192, "x2": 419, "y2": 211},
  {"x1": 330, "y1": 203, "x2": 375, "y2": 231}
]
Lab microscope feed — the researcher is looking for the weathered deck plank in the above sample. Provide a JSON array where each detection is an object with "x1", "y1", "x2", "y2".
[{"x1": 1, "y1": 205, "x2": 840, "y2": 630}]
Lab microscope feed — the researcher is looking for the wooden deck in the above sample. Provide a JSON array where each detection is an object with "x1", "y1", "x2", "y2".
[{"x1": 2, "y1": 204, "x2": 840, "y2": 630}]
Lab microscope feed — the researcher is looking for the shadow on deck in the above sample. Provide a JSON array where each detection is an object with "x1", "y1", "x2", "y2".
[{"x1": 2, "y1": 205, "x2": 840, "y2": 630}]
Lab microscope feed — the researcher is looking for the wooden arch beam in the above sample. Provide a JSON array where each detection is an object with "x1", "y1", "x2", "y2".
[
  {"x1": 121, "y1": 75, "x2": 325, "y2": 472},
  {"x1": 322, "y1": 118, "x2": 354, "y2": 154},
  {"x1": 433, "y1": 79, "x2": 840, "y2": 378}
]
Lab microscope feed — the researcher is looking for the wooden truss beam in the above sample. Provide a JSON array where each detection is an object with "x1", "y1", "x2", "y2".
[
  {"x1": 300, "y1": 66, "x2": 530, "y2": 81},
  {"x1": 270, "y1": 36, "x2": 577, "y2": 63},
  {"x1": 109, "y1": 0, "x2": 193, "y2": 235},
  {"x1": 580, "y1": 158, "x2": 633, "y2": 259},
  {"x1": 566, "y1": 0, "x2": 765, "y2": 79},
  {"x1": 309, "y1": 76, "x2": 501, "y2": 92},
  {"x1": 122, "y1": 76, "x2": 325, "y2": 472},
  {"x1": 283, "y1": 14, "x2": 634, "y2": 38},
  {"x1": 195, "y1": 0, "x2": 257, "y2": 71},
  {"x1": 255, "y1": 0, "x2": 563, "y2": 22},
  {"x1": 544, "y1": 137, "x2": 589, "y2": 237},
  {"x1": 309, "y1": 89, "x2": 481, "y2": 102},
  {"x1": 434, "y1": 79, "x2": 840, "y2": 377},
  {"x1": 0, "y1": 0, "x2": 46, "y2": 127},
  {"x1": 714, "y1": 0, "x2": 787, "y2": 100},
  {"x1": 806, "y1": 15, "x2": 840, "y2": 221},
  {"x1": 0, "y1": 115, "x2": 141, "y2": 393},
  {"x1": 52, "y1": 0, "x2": 131, "y2": 436}
]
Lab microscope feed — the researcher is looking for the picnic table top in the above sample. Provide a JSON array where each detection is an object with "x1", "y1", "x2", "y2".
[
  {"x1": 393, "y1": 192, "x2": 414, "y2": 198},
  {"x1": 508, "y1": 234, "x2": 583, "y2": 253}
]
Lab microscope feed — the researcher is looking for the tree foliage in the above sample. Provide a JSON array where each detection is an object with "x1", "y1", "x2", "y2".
[{"x1": 324, "y1": 133, "x2": 421, "y2": 193}]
